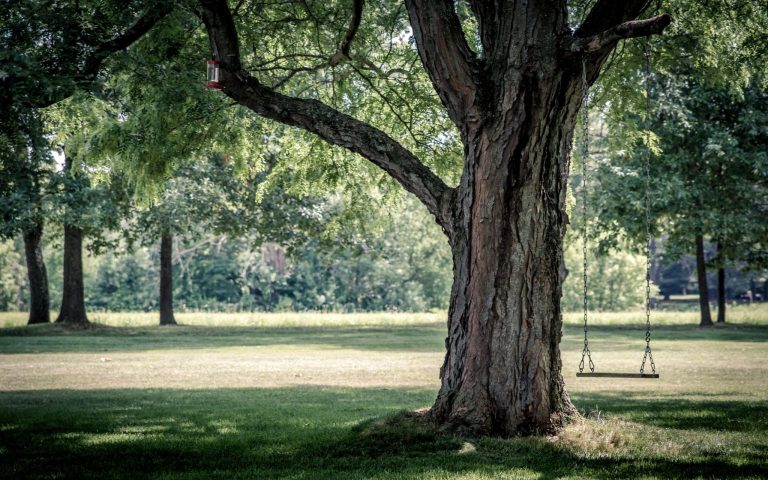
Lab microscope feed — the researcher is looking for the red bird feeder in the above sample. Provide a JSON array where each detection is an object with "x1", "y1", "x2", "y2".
[{"x1": 207, "y1": 60, "x2": 223, "y2": 89}]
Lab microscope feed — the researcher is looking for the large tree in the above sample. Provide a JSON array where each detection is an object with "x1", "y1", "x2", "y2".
[{"x1": 196, "y1": 0, "x2": 671, "y2": 435}]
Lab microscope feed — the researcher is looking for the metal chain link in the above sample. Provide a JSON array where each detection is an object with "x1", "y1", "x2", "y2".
[
  {"x1": 579, "y1": 58, "x2": 594, "y2": 374},
  {"x1": 640, "y1": 40, "x2": 657, "y2": 376}
]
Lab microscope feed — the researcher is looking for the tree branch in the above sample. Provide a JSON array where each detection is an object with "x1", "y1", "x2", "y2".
[
  {"x1": 404, "y1": 0, "x2": 480, "y2": 131},
  {"x1": 29, "y1": 0, "x2": 174, "y2": 108},
  {"x1": 265, "y1": 0, "x2": 362, "y2": 87},
  {"x1": 570, "y1": 14, "x2": 672, "y2": 53},
  {"x1": 570, "y1": 0, "x2": 671, "y2": 84},
  {"x1": 330, "y1": 0, "x2": 364, "y2": 64},
  {"x1": 575, "y1": 0, "x2": 652, "y2": 38},
  {"x1": 84, "y1": 0, "x2": 174, "y2": 74},
  {"x1": 198, "y1": 0, "x2": 453, "y2": 229}
]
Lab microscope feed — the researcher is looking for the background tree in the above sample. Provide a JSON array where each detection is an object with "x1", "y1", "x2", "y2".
[
  {"x1": 0, "y1": 0, "x2": 173, "y2": 324},
  {"x1": 128, "y1": 158, "x2": 262, "y2": 325},
  {"x1": 42, "y1": 95, "x2": 133, "y2": 326},
  {"x1": 587, "y1": 0, "x2": 768, "y2": 326},
  {"x1": 65, "y1": 7, "x2": 266, "y2": 325},
  {"x1": 593, "y1": 79, "x2": 768, "y2": 326},
  {"x1": 0, "y1": 113, "x2": 55, "y2": 325}
]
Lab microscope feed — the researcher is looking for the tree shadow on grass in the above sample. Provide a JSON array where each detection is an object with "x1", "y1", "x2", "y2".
[
  {"x1": 564, "y1": 323, "x2": 768, "y2": 342},
  {"x1": 1, "y1": 387, "x2": 766, "y2": 479},
  {"x1": 1, "y1": 323, "x2": 766, "y2": 355},
  {"x1": 0, "y1": 323, "x2": 447, "y2": 354},
  {"x1": 572, "y1": 391, "x2": 768, "y2": 433}
]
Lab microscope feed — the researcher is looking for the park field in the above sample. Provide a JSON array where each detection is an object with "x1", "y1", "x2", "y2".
[{"x1": 0, "y1": 306, "x2": 767, "y2": 479}]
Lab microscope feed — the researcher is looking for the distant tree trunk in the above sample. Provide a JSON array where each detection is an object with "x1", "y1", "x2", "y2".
[
  {"x1": 763, "y1": 279, "x2": 768, "y2": 303},
  {"x1": 22, "y1": 223, "x2": 50, "y2": 325},
  {"x1": 56, "y1": 224, "x2": 89, "y2": 325},
  {"x1": 717, "y1": 267, "x2": 726, "y2": 323},
  {"x1": 695, "y1": 234, "x2": 713, "y2": 327},
  {"x1": 159, "y1": 233, "x2": 177, "y2": 326},
  {"x1": 716, "y1": 242, "x2": 726, "y2": 324}
]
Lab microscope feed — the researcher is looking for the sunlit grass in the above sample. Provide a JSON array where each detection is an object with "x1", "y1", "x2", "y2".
[
  {"x1": 1, "y1": 302, "x2": 766, "y2": 328},
  {"x1": 0, "y1": 310, "x2": 446, "y2": 328}
]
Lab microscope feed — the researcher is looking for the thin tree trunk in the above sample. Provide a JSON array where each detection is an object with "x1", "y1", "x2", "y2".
[
  {"x1": 56, "y1": 224, "x2": 89, "y2": 325},
  {"x1": 159, "y1": 233, "x2": 177, "y2": 326},
  {"x1": 23, "y1": 223, "x2": 50, "y2": 325},
  {"x1": 717, "y1": 267, "x2": 726, "y2": 323},
  {"x1": 695, "y1": 234, "x2": 713, "y2": 327},
  {"x1": 763, "y1": 279, "x2": 768, "y2": 303},
  {"x1": 716, "y1": 242, "x2": 726, "y2": 324}
]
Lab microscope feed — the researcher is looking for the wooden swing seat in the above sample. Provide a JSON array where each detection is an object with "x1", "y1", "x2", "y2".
[{"x1": 576, "y1": 372, "x2": 659, "y2": 378}]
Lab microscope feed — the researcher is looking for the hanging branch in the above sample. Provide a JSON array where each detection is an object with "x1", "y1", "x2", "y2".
[
  {"x1": 199, "y1": 0, "x2": 453, "y2": 230},
  {"x1": 270, "y1": 0, "x2": 363, "y2": 88},
  {"x1": 28, "y1": 0, "x2": 175, "y2": 109}
]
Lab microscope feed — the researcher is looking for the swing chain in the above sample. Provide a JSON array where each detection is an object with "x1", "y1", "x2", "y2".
[
  {"x1": 640, "y1": 39, "x2": 656, "y2": 376},
  {"x1": 579, "y1": 58, "x2": 594, "y2": 374}
]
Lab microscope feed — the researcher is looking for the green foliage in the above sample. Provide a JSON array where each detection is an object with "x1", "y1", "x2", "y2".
[
  {"x1": 0, "y1": 110, "x2": 56, "y2": 240},
  {"x1": 561, "y1": 231, "x2": 653, "y2": 312},
  {"x1": 81, "y1": 7, "x2": 263, "y2": 195},
  {"x1": 0, "y1": 239, "x2": 27, "y2": 311},
  {"x1": 88, "y1": 196, "x2": 451, "y2": 313},
  {"x1": 593, "y1": 77, "x2": 768, "y2": 272},
  {"x1": 90, "y1": 249, "x2": 157, "y2": 312},
  {"x1": 229, "y1": 0, "x2": 463, "y2": 208}
]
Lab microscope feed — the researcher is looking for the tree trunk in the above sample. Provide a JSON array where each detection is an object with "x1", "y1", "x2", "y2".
[
  {"x1": 431, "y1": 74, "x2": 579, "y2": 436},
  {"x1": 717, "y1": 266, "x2": 726, "y2": 323},
  {"x1": 22, "y1": 223, "x2": 50, "y2": 325},
  {"x1": 716, "y1": 242, "x2": 726, "y2": 323},
  {"x1": 56, "y1": 224, "x2": 89, "y2": 325},
  {"x1": 695, "y1": 234, "x2": 713, "y2": 327},
  {"x1": 763, "y1": 279, "x2": 768, "y2": 303},
  {"x1": 159, "y1": 233, "x2": 177, "y2": 326}
]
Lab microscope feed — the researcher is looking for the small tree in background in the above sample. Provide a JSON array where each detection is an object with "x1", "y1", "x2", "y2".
[{"x1": 594, "y1": 79, "x2": 768, "y2": 326}]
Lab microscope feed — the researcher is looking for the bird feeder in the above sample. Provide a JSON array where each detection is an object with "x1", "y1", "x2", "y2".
[{"x1": 207, "y1": 60, "x2": 223, "y2": 89}]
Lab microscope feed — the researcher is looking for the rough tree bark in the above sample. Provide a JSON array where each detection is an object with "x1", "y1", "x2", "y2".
[
  {"x1": 695, "y1": 234, "x2": 713, "y2": 327},
  {"x1": 198, "y1": 0, "x2": 670, "y2": 436},
  {"x1": 23, "y1": 223, "x2": 50, "y2": 325},
  {"x1": 56, "y1": 157, "x2": 89, "y2": 326},
  {"x1": 56, "y1": 225, "x2": 89, "y2": 325},
  {"x1": 159, "y1": 232, "x2": 177, "y2": 326}
]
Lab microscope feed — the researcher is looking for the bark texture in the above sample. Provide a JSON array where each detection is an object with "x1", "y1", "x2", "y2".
[
  {"x1": 695, "y1": 234, "x2": 713, "y2": 327},
  {"x1": 159, "y1": 233, "x2": 177, "y2": 326},
  {"x1": 56, "y1": 225, "x2": 89, "y2": 326},
  {"x1": 198, "y1": 0, "x2": 670, "y2": 436},
  {"x1": 23, "y1": 223, "x2": 50, "y2": 325}
]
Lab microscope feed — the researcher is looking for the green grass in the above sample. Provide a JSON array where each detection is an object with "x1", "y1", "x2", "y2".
[
  {"x1": 3, "y1": 303, "x2": 766, "y2": 329},
  {"x1": 1, "y1": 307, "x2": 767, "y2": 479}
]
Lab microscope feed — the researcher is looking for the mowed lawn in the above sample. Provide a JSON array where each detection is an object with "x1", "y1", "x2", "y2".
[{"x1": 0, "y1": 307, "x2": 767, "y2": 479}]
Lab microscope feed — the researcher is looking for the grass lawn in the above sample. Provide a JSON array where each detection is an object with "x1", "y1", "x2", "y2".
[{"x1": 0, "y1": 306, "x2": 767, "y2": 479}]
